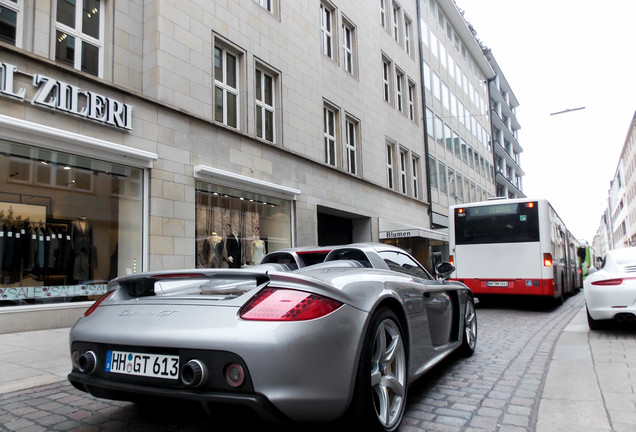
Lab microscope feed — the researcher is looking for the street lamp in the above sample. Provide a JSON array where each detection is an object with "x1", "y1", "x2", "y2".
[{"x1": 549, "y1": 106, "x2": 586, "y2": 116}]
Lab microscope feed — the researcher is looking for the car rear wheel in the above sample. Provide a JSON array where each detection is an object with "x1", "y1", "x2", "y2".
[
  {"x1": 459, "y1": 297, "x2": 477, "y2": 356},
  {"x1": 587, "y1": 306, "x2": 605, "y2": 330},
  {"x1": 348, "y1": 307, "x2": 407, "y2": 432}
]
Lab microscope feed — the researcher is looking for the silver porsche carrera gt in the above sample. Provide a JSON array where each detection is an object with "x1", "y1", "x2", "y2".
[{"x1": 68, "y1": 243, "x2": 477, "y2": 431}]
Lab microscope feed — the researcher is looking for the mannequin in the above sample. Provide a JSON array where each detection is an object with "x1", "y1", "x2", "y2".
[
  {"x1": 224, "y1": 229, "x2": 241, "y2": 268},
  {"x1": 71, "y1": 216, "x2": 93, "y2": 282},
  {"x1": 210, "y1": 231, "x2": 223, "y2": 268},
  {"x1": 251, "y1": 229, "x2": 266, "y2": 265}
]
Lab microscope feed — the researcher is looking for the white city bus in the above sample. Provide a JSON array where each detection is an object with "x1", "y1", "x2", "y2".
[{"x1": 449, "y1": 198, "x2": 582, "y2": 302}]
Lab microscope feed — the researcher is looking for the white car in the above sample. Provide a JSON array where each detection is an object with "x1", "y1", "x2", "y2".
[{"x1": 584, "y1": 247, "x2": 636, "y2": 329}]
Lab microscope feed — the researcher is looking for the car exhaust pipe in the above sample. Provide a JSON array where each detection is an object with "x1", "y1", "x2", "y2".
[
  {"x1": 615, "y1": 313, "x2": 636, "y2": 323},
  {"x1": 78, "y1": 351, "x2": 97, "y2": 374},
  {"x1": 181, "y1": 360, "x2": 208, "y2": 387}
]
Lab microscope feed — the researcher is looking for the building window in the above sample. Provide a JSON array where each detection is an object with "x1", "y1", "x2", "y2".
[
  {"x1": 453, "y1": 131, "x2": 460, "y2": 157},
  {"x1": 392, "y1": 2, "x2": 400, "y2": 43},
  {"x1": 426, "y1": 108, "x2": 434, "y2": 139},
  {"x1": 461, "y1": 139, "x2": 467, "y2": 163},
  {"x1": 382, "y1": 56, "x2": 392, "y2": 103},
  {"x1": 379, "y1": 0, "x2": 386, "y2": 29},
  {"x1": 399, "y1": 148, "x2": 407, "y2": 194},
  {"x1": 342, "y1": 19, "x2": 355, "y2": 75},
  {"x1": 441, "y1": 82, "x2": 449, "y2": 110},
  {"x1": 324, "y1": 104, "x2": 338, "y2": 167},
  {"x1": 407, "y1": 80, "x2": 416, "y2": 121},
  {"x1": 386, "y1": 143, "x2": 395, "y2": 190},
  {"x1": 423, "y1": 62, "x2": 431, "y2": 91},
  {"x1": 432, "y1": 72, "x2": 441, "y2": 100},
  {"x1": 255, "y1": 0, "x2": 272, "y2": 13},
  {"x1": 456, "y1": 173, "x2": 464, "y2": 201},
  {"x1": 345, "y1": 116, "x2": 359, "y2": 175},
  {"x1": 396, "y1": 70, "x2": 404, "y2": 112},
  {"x1": 448, "y1": 168, "x2": 456, "y2": 197},
  {"x1": 255, "y1": 67, "x2": 275, "y2": 142},
  {"x1": 444, "y1": 124, "x2": 452, "y2": 152},
  {"x1": 439, "y1": 162, "x2": 447, "y2": 194},
  {"x1": 464, "y1": 178, "x2": 470, "y2": 201},
  {"x1": 412, "y1": 155, "x2": 420, "y2": 199},
  {"x1": 428, "y1": 155, "x2": 437, "y2": 190},
  {"x1": 0, "y1": 0, "x2": 22, "y2": 47},
  {"x1": 55, "y1": 0, "x2": 103, "y2": 77},
  {"x1": 435, "y1": 116, "x2": 444, "y2": 146},
  {"x1": 0, "y1": 140, "x2": 144, "y2": 306},
  {"x1": 196, "y1": 182, "x2": 292, "y2": 268},
  {"x1": 320, "y1": 2, "x2": 334, "y2": 59},
  {"x1": 214, "y1": 45, "x2": 240, "y2": 128},
  {"x1": 404, "y1": 16, "x2": 412, "y2": 54}
]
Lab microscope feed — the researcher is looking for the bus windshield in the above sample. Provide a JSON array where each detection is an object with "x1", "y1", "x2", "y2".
[{"x1": 454, "y1": 202, "x2": 540, "y2": 245}]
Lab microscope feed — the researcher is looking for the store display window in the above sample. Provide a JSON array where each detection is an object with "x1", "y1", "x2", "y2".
[
  {"x1": 195, "y1": 181, "x2": 292, "y2": 268},
  {"x1": 0, "y1": 140, "x2": 144, "y2": 306}
]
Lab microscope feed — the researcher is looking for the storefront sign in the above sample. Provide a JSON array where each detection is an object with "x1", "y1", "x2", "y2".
[
  {"x1": 0, "y1": 61, "x2": 133, "y2": 130},
  {"x1": 383, "y1": 230, "x2": 414, "y2": 239},
  {"x1": 0, "y1": 284, "x2": 107, "y2": 301}
]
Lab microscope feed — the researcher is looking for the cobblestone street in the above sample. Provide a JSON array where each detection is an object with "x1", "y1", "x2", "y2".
[
  {"x1": 0, "y1": 293, "x2": 585, "y2": 432},
  {"x1": 401, "y1": 293, "x2": 584, "y2": 431}
]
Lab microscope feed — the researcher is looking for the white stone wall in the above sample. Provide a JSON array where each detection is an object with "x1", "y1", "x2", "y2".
[{"x1": 2, "y1": 0, "x2": 435, "y2": 272}]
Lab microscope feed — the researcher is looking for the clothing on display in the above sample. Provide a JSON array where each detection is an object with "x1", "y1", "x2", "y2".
[{"x1": 224, "y1": 231, "x2": 241, "y2": 268}]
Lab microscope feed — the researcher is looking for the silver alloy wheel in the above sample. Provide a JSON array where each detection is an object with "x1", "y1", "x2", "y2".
[
  {"x1": 464, "y1": 300, "x2": 477, "y2": 350},
  {"x1": 370, "y1": 318, "x2": 406, "y2": 429}
]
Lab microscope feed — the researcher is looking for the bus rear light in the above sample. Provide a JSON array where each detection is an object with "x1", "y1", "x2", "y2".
[
  {"x1": 543, "y1": 253, "x2": 553, "y2": 267},
  {"x1": 449, "y1": 255, "x2": 454, "y2": 265}
]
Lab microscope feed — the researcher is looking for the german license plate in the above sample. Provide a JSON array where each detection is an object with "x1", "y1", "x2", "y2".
[
  {"x1": 105, "y1": 350, "x2": 179, "y2": 379},
  {"x1": 487, "y1": 281, "x2": 509, "y2": 287}
]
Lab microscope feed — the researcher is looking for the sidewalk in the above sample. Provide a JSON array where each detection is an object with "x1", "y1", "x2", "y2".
[
  {"x1": 536, "y1": 306, "x2": 636, "y2": 432},
  {"x1": 0, "y1": 327, "x2": 71, "y2": 395},
  {"x1": 1, "y1": 308, "x2": 635, "y2": 431}
]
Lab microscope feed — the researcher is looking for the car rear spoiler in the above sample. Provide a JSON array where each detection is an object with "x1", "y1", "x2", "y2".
[{"x1": 113, "y1": 271, "x2": 273, "y2": 298}]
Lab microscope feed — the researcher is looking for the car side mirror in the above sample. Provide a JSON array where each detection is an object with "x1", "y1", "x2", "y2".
[{"x1": 435, "y1": 262, "x2": 455, "y2": 281}]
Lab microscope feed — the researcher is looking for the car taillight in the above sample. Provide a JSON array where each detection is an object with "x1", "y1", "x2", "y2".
[
  {"x1": 84, "y1": 291, "x2": 115, "y2": 316},
  {"x1": 591, "y1": 278, "x2": 623, "y2": 286},
  {"x1": 240, "y1": 288, "x2": 342, "y2": 321},
  {"x1": 543, "y1": 253, "x2": 553, "y2": 267}
]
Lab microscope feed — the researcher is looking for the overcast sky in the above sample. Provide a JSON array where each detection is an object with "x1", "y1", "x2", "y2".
[{"x1": 453, "y1": 0, "x2": 636, "y2": 242}]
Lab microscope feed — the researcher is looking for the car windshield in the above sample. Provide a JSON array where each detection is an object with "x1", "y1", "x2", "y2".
[
  {"x1": 325, "y1": 248, "x2": 372, "y2": 267},
  {"x1": 297, "y1": 252, "x2": 330, "y2": 266},
  {"x1": 261, "y1": 253, "x2": 299, "y2": 270}
]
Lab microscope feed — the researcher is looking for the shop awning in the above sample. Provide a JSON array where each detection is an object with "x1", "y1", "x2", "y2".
[
  {"x1": 0, "y1": 114, "x2": 158, "y2": 168},
  {"x1": 379, "y1": 218, "x2": 448, "y2": 242},
  {"x1": 194, "y1": 165, "x2": 301, "y2": 201}
]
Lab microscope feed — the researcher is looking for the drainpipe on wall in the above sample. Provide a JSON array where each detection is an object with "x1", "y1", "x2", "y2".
[{"x1": 416, "y1": 0, "x2": 433, "y2": 228}]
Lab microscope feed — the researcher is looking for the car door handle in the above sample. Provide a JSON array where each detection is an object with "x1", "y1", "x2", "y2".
[{"x1": 423, "y1": 292, "x2": 431, "y2": 298}]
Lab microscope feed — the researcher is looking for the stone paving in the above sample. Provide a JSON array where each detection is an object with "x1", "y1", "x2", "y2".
[
  {"x1": 400, "y1": 293, "x2": 585, "y2": 431},
  {"x1": 0, "y1": 293, "x2": 585, "y2": 431}
]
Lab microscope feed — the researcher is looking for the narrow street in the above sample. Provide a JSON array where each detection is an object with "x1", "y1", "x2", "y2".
[{"x1": 0, "y1": 293, "x2": 585, "y2": 432}]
